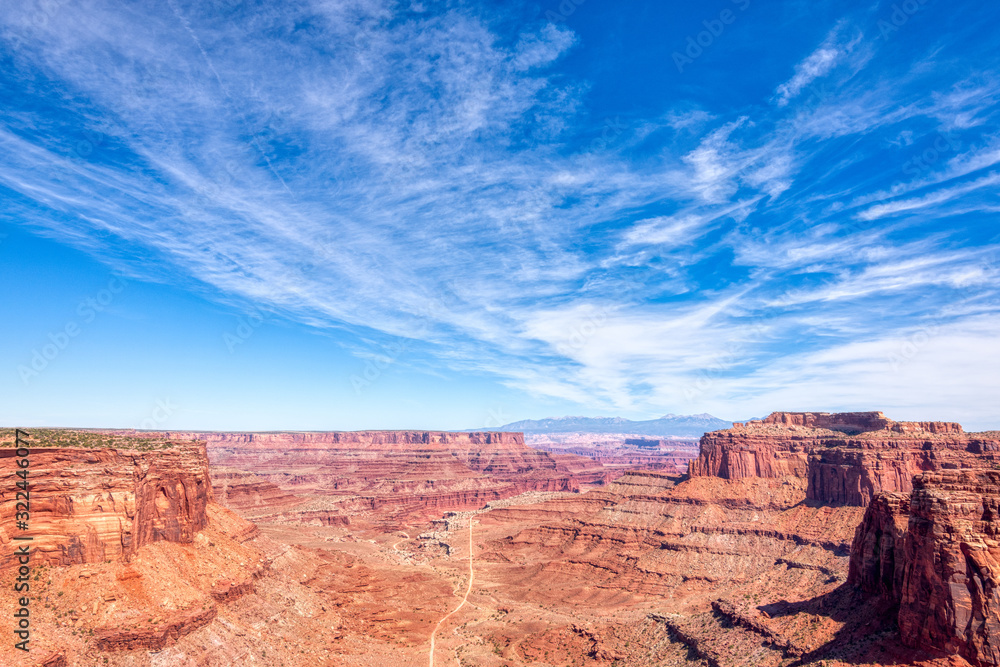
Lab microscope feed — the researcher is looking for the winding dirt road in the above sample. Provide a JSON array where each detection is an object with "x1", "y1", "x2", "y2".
[
  {"x1": 392, "y1": 532, "x2": 410, "y2": 554},
  {"x1": 428, "y1": 516, "x2": 475, "y2": 667}
]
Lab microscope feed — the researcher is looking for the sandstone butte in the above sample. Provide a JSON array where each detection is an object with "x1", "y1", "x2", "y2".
[
  {"x1": 690, "y1": 411, "x2": 995, "y2": 506},
  {"x1": 2, "y1": 413, "x2": 1000, "y2": 667}
]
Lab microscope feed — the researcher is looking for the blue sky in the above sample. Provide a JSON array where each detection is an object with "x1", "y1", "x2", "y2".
[{"x1": 1, "y1": 0, "x2": 999, "y2": 431}]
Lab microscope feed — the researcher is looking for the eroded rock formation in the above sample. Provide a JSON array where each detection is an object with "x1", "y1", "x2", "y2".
[
  {"x1": 0, "y1": 442, "x2": 212, "y2": 568},
  {"x1": 116, "y1": 430, "x2": 614, "y2": 527},
  {"x1": 847, "y1": 491, "x2": 910, "y2": 598},
  {"x1": 691, "y1": 411, "x2": 1000, "y2": 506},
  {"x1": 851, "y1": 470, "x2": 1000, "y2": 666}
]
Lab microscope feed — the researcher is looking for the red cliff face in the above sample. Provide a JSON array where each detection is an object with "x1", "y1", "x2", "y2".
[
  {"x1": 135, "y1": 430, "x2": 527, "y2": 450},
  {"x1": 847, "y1": 492, "x2": 910, "y2": 597},
  {"x1": 690, "y1": 412, "x2": 999, "y2": 506},
  {"x1": 850, "y1": 470, "x2": 1000, "y2": 667},
  {"x1": 113, "y1": 430, "x2": 612, "y2": 527},
  {"x1": 898, "y1": 470, "x2": 1000, "y2": 666},
  {"x1": 0, "y1": 443, "x2": 212, "y2": 569}
]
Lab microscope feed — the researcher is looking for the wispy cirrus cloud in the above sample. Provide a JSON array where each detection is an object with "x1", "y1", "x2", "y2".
[{"x1": 1, "y1": 0, "x2": 1000, "y2": 427}]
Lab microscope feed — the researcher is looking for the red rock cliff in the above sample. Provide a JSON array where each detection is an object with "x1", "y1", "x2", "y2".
[
  {"x1": 690, "y1": 412, "x2": 999, "y2": 506},
  {"x1": 107, "y1": 430, "x2": 611, "y2": 527},
  {"x1": 898, "y1": 470, "x2": 1000, "y2": 666},
  {"x1": 0, "y1": 443, "x2": 213, "y2": 569},
  {"x1": 137, "y1": 430, "x2": 527, "y2": 450},
  {"x1": 850, "y1": 470, "x2": 1000, "y2": 666},
  {"x1": 847, "y1": 491, "x2": 910, "y2": 597}
]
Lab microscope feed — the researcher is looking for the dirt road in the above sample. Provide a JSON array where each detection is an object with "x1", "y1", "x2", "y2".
[{"x1": 428, "y1": 516, "x2": 474, "y2": 667}]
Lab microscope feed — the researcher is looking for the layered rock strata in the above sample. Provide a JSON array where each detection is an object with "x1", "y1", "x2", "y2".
[
  {"x1": 691, "y1": 411, "x2": 1000, "y2": 506},
  {"x1": 111, "y1": 430, "x2": 613, "y2": 526},
  {"x1": 851, "y1": 470, "x2": 1000, "y2": 666},
  {"x1": 529, "y1": 438, "x2": 699, "y2": 474},
  {"x1": 846, "y1": 491, "x2": 910, "y2": 598},
  {"x1": 0, "y1": 441, "x2": 212, "y2": 568}
]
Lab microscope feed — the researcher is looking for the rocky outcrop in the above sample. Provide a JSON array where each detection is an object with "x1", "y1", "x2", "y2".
[
  {"x1": 847, "y1": 492, "x2": 910, "y2": 597},
  {"x1": 93, "y1": 604, "x2": 217, "y2": 651},
  {"x1": 210, "y1": 577, "x2": 255, "y2": 603},
  {"x1": 688, "y1": 430, "x2": 809, "y2": 480},
  {"x1": 690, "y1": 412, "x2": 1000, "y2": 506},
  {"x1": 710, "y1": 599, "x2": 805, "y2": 658},
  {"x1": 211, "y1": 471, "x2": 303, "y2": 512},
  {"x1": 898, "y1": 470, "x2": 1000, "y2": 666},
  {"x1": 0, "y1": 443, "x2": 213, "y2": 569},
  {"x1": 750, "y1": 411, "x2": 963, "y2": 434},
  {"x1": 848, "y1": 470, "x2": 1000, "y2": 666}
]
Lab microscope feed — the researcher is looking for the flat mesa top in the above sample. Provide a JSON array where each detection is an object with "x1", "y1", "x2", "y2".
[
  {"x1": 0, "y1": 428, "x2": 187, "y2": 451},
  {"x1": 718, "y1": 411, "x2": 997, "y2": 439}
]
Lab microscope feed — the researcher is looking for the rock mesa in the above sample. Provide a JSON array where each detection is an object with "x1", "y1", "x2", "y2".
[{"x1": 691, "y1": 411, "x2": 999, "y2": 506}]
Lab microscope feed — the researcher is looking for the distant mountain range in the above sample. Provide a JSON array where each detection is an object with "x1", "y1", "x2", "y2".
[{"x1": 482, "y1": 413, "x2": 733, "y2": 438}]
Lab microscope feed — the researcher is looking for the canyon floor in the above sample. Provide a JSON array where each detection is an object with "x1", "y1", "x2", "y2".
[
  {"x1": 237, "y1": 481, "x2": 958, "y2": 667},
  {"x1": 3, "y1": 416, "x2": 994, "y2": 666}
]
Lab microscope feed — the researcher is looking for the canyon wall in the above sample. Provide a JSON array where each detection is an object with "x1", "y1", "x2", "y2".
[
  {"x1": 846, "y1": 491, "x2": 910, "y2": 598},
  {"x1": 850, "y1": 470, "x2": 1000, "y2": 666},
  {"x1": 150, "y1": 429, "x2": 527, "y2": 450},
  {"x1": 0, "y1": 442, "x2": 212, "y2": 569},
  {"x1": 528, "y1": 436, "x2": 699, "y2": 474},
  {"x1": 115, "y1": 430, "x2": 613, "y2": 527},
  {"x1": 691, "y1": 411, "x2": 1000, "y2": 506}
]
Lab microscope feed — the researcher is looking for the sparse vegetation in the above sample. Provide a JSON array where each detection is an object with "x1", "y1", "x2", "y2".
[{"x1": 0, "y1": 427, "x2": 184, "y2": 450}]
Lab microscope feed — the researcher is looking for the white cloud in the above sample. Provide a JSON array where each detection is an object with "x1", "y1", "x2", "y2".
[
  {"x1": 1, "y1": 2, "x2": 999, "y2": 425},
  {"x1": 775, "y1": 46, "x2": 841, "y2": 107},
  {"x1": 857, "y1": 172, "x2": 1000, "y2": 221},
  {"x1": 772, "y1": 24, "x2": 863, "y2": 108},
  {"x1": 511, "y1": 24, "x2": 576, "y2": 71}
]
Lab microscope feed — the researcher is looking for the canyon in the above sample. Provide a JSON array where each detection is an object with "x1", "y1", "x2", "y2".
[
  {"x1": 850, "y1": 469, "x2": 1000, "y2": 666},
  {"x1": 2, "y1": 411, "x2": 999, "y2": 666},
  {"x1": 187, "y1": 429, "x2": 611, "y2": 528},
  {"x1": 526, "y1": 433, "x2": 700, "y2": 474}
]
